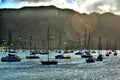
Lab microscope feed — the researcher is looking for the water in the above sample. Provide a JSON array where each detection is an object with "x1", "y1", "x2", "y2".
[{"x1": 0, "y1": 50, "x2": 120, "y2": 80}]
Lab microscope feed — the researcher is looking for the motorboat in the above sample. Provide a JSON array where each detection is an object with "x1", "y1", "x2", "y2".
[{"x1": 1, "y1": 53, "x2": 21, "y2": 62}]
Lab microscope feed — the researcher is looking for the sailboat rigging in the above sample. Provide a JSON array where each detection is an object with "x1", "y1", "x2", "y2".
[
  {"x1": 86, "y1": 30, "x2": 95, "y2": 63},
  {"x1": 96, "y1": 36, "x2": 104, "y2": 61},
  {"x1": 1, "y1": 28, "x2": 21, "y2": 62},
  {"x1": 41, "y1": 28, "x2": 58, "y2": 65},
  {"x1": 106, "y1": 40, "x2": 109, "y2": 56},
  {"x1": 26, "y1": 36, "x2": 40, "y2": 59},
  {"x1": 75, "y1": 35, "x2": 83, "y2": 55},
  {"x1": 55, "y1": 32, "x2": 71, "y2": 59},
  {"x1": 81, "y1": 29, "x2": 93, "y2": 58},
  {"x1": 113, "y1": 40, "x2": 117, "y2": 56}
]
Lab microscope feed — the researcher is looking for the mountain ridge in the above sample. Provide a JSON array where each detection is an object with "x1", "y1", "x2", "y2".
[{"x1": 0, "y1": 6, "x2": 120, "y2": 49}]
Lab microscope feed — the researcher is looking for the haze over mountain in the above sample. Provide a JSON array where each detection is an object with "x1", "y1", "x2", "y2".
[{"x1": 0, "y1": 6, "x2": 120, "y2": 49}]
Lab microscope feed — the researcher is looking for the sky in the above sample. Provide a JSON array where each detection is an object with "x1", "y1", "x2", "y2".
[{"x1": 0, "y1": 0, "x2": 120, "y2": 15}]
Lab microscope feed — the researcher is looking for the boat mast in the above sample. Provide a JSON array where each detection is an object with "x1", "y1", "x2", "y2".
[
  {"x1": 8, "y1": 28, "x2": 11, "y2": 53},
  {"x1": 58, "y1": 32, "x2": 61, "y2": 54},
  {"x1": 29, "y1": 36, "x2": 32, "y2": 51},
  {"x1": 37, "y1": 41, "x2": 39, "y2": 50},
  {"x1": 109, "y1": 39, "x2": 111, "y2": 51},
  {"x1": 84, "y1": 29, "x2": 87, "y2": 52},
  {"x1": 87, "y1": 30, "x2": 91, "y2": 53},
  {"x1": 78, "y1": 35, "x2": 80, "y2": 51},
  {"x1": 114, "y1": 40, "x2": 117, "y2": 51},
  {"x1": 42, "y1": 40, "x2": 45, "y2": 51},
  {"x1": 47, "y1": 28, "x2": 50, "y2": 61},
  {"x1": 106, "y1": 39, "x2": 108, "y2": 53},
  {"x1": 98, "y1": 36, "x2": 101, "y2": 54},
  {"x1": 33, "y1": 41, "x2": 36, "y2": 50},
  {"x1": 91, "y1": 42, "x2": 94, "y2": 51}
]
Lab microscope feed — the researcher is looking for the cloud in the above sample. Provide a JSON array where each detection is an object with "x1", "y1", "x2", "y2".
[
  {"x1": 0, "y1": 0, "x2": 120, "y2": 15},
  {"x1": 75, "y1": 0, "x2": 120, "y2": 14}
]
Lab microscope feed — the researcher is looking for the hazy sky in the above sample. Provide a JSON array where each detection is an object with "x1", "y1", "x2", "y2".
[{"x1": 0, "y1": 0, "x2": 120, "y2": 15}]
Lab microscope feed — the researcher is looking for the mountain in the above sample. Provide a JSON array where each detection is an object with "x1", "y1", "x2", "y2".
[{"x1": 0, "y1": 6, "x2": 120, "y2": 49}]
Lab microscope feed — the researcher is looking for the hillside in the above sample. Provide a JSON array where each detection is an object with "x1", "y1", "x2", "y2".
[{"x1": 0, "y1": 6, "x2": 120, "y2": 49}]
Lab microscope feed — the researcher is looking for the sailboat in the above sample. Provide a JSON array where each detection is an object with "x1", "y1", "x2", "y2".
[
  {"x1": 26, "y1": 36, "x2": 40, "y2": 59},
  {"x1": 41, "y1": 28, "x2": 58, "y2": 65},
  {"x1": 106, "y1": 40, "x2": 109, "y2": 56},
  {"x1": 75, "y1": 35, "x2": 84, "y2": 55},
  {"x1": 63, "y1": 42, "x2": 70, "y2": 54},
  {"x1": 40, "y1": 40, "x2": 49, "y2": 54},
  {"x1": 86, "y1": 30, "x2": 95, "y2": 63},
  {"x1": 114, "y1": 51, "x2": 117, "y2": 56},
  {"x1": 81, "y1": 29, "x2": 93, "y2": 58},
  {"x1": 113, "y1": 40, "x2": 117, "y2": 56},
  {"x1": 96, "y1": 37, "x2": 104, "y2": 61},
  {"x1": 1, "y1": 28, "x2": 21, "y2": 62},
  {"x1": 108, "y1": 39, "x2": 112, "y2": 54},
  {"x1": 91, "y1": 42, "x2": 96, "y2": 53},
  {"x1": 55, "y1": 32, "x2": 71, "y2": 59},
  {"x1": 33, "y1": 42, "x2": 41, "y2": 54}
]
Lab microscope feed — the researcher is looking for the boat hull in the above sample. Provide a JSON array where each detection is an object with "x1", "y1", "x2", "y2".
[
  {"x1": 40, "y1": 52, "x2": 49, "y2": 55},
  {"x1": 75, "y1": 52, "x2": 83, "y2": 55},
  {"x1": 96, "y1": 54, "x2": 104, "y2": 61},
  {"x1": 55, "y1": 55, "x2": 71, "y2": 59},
  {"x1": 106, "y1": 53, "x2": 109, "y2": 56},
  {"x1": 81, "y1": 55, "x2": 93, "y2": 58},
  {"x1": 63, "y1": 51, "x2": 70, "y2": 54},
  {"x1": 114, "y1": 53, "x2": 117, "y2": 56},
  {"x1": 1, "y1": 57, "x2": 21, "y2": 62},
  {"x1": 96, "y1": 59, "x2": 103, "y2": 61},
  {"x1": 41, "y1": 60, "x2": 58, "y2": 65},
  {"x1": 91, "y1": 51, "x2": 96, "y2": 53},
  {"x1": 26, "y1": 56, "x2": 40, "y2": 59},
  {"x1": 86, "y1": 59, "x2": 95, "y2": 63}
]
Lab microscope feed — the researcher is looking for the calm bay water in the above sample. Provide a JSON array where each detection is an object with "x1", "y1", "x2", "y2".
[{"x1": 0, "y1": 50, "x2": 120, "y2": 80}]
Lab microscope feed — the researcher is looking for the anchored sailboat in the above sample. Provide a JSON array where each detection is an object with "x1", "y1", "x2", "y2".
[
  {"x1": 1, "y1": 28, "x2": 21, "y2": 62},
  {"x1": 91, "y1": 42, "x2": 96, "y2": 53},
  {"x1": 26, "y1": 36, "x2": 40, "y2": 59},
  {"x1": 75, "y1": 35, "x2": 83, "y2": 55},
  {"x1": 55, "y1": 32, "x2": 71, "y2": 59},
  {"x1": 96, "y1": 36, "x2": 104, "y2": 61},
  {"x1": 40, "y1": 40, "x2": 49, "y2": 54},
  {"x1": 108, "y1": 39, "x2": 112, "y2": 54},
  {"x1": 113, "y1": 40, "x2": 117, "y2": 56},
  {"x1": 86, "y1": 30, "x2": 95, "y2": 63},
  {"x1": 41, "y1": 28, "x2": 58, "y2": 65},
  {"x1": 106, "y1": 40, "x2": 109, "y2": 56},
  {"x1": 81, "y1": 29, "x2": 93, "y2": 58}
]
